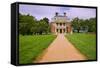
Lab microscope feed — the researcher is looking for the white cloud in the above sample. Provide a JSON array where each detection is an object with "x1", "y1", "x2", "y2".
[{"x1": 19, "y1": 4, "x2": 96, "y2": 21}]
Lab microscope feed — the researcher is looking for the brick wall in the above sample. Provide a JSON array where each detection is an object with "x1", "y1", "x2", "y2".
[{"x1": 50, "y1": 23, "x2": 55, "y2": 33}]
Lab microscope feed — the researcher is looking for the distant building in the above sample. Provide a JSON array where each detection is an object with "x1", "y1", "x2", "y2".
[{"x1": 50, "y1": 12, "x2": 72, "y2": 34}]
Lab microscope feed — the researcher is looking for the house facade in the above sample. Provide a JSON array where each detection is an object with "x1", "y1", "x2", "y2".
[{"x1": 50, "y1": 12, "x2": 72, "y2": 34}]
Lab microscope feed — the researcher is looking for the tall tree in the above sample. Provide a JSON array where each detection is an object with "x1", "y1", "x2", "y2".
[
  {"x1": 88, "y1": 18, "x2": 96, "y2": 32},
  {"x1": 72, "y1": 17, "x2": 81, "y2": 33},
  {"x1": 19, "y1": 14, "x2": 36, "y2": 35},
  {"x1": 19, "y1": 14, "x2": 51, "y2": 35},
  {"x1": 71, "y1": 17, "x2": 96, "y2": 33},
  {"x1": 42, "y1": 17, "x2": 49, "y2": 24}
]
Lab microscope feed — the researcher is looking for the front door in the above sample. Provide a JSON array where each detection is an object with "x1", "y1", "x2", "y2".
[{"x1": 60, "y1": 29, "x2": 62, "y2": 33}]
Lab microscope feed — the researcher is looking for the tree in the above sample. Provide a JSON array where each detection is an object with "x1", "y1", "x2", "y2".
[
  {"x1": 19, "y1": 14, "x2": 50, "y2": 35},
  {"x1": 42, "y1": 17, "x2": 49, "y2": 24},
  {"x1": 37, "y1": 19, "x2": 49, "y2": 34},
  {"x1": 31, "y1": 17, "x2": 50, "y2": 35},
  {"x1": 71, "y1": 17, "x2": 96, "y2": 33},
  {"x1": 19, "y1": 13, "x2": 36, "y2": 35},
  {"x1": 72, "y1": 17, "x2": 81, "y2": 33},
  {"x1": 88, "y1": 18, "x2": 96, "y2": 32}
]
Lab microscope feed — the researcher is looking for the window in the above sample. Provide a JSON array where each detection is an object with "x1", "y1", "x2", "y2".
[
  {"x1": 60, "y1": 23, "x2": 62, "y2": 26},
  {"x1": 56, "y1": 29, "x2": 58, "y2": 32},
  {"x1": 63, "y1": 23, "x2": 65, "y2": 26},
  {"x1": 56, "y1": 23, "x2": 58, "y2": 26}
]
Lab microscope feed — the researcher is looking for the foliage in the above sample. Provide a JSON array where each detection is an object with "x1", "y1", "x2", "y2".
[
  {"x1": 19, "y1": 13, "x2": 50, "y2": 35},
  {"x1": 71, "y1": 17, "x2": 96, "y2": 33},
  {"x1": 19, "y1": 14, "x2": 36, "y2": 35},
  {"x1": 88, "y1": 18, "x2": 96, "y2": 32},
  {"x1": 31, "y1": 18, "x2": 50, "y2": 35},
  {"x1": 71, "y1": 17, "x2": 80, "y2": 33}
]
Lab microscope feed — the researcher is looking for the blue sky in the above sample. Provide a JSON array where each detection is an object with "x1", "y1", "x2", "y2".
[{"x1": 19, "y1": 4, "x2": 96, "y2": 22}]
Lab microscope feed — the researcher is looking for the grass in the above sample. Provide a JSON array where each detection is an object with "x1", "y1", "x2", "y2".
[
  {"x1": 19, "y1": 35, "x2": 56, "y2": 64},
  {"x1": 66, "y1": 33, "x2": 96, "y2": 60}
]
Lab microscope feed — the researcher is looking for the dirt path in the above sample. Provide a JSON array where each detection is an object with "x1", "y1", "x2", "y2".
[{"x1": 34, "y1": 34, "x2": 86, "y2": 63}]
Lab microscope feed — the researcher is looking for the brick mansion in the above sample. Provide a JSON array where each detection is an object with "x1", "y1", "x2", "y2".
[{"x1": 50, "y1": 12, "x2": 72, "y2": 34}]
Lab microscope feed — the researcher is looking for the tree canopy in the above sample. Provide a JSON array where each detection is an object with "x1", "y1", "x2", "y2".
[
  {"x1": 19, "y1": 13, "x2": 50, "y2": 35},
  {"x1": 71, "y1": 17, "x2": 96, "y2": 33}
]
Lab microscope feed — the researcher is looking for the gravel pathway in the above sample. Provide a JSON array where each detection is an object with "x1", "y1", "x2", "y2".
[{"x1": 34, "y1": 34, "x2": 86, "y2": 63}]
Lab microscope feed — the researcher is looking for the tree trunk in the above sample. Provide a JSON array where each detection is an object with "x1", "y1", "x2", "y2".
[
  {"x1": 77, "y1": 27, "x2": 80, "y2": 33},
  {"x1": 39, "y1": 32, "x2": 42, "y2": 35},
  {"x1": 77, "y1": 29, "x2": 80, "y2": 33}
]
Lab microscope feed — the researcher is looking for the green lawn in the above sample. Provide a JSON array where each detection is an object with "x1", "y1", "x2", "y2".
[
  {"x1": 66, "y1": 33, "x2": 96, "y2": 60},
  {"x1": 19, "y1": 35, "x2": 56, "y2": 64}
]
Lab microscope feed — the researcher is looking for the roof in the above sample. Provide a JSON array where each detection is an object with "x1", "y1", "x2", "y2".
[{"x1": 51, "y1": 15, "x2": 69, "y2": 23}]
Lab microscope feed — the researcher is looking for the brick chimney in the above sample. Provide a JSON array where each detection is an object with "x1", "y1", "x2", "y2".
[
  {"x1": 64, "y1": 12, "x2": 66, "y2": 16},
  {"x1": 55, "y1": 12, "x2": 58, "y2": 16}
]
